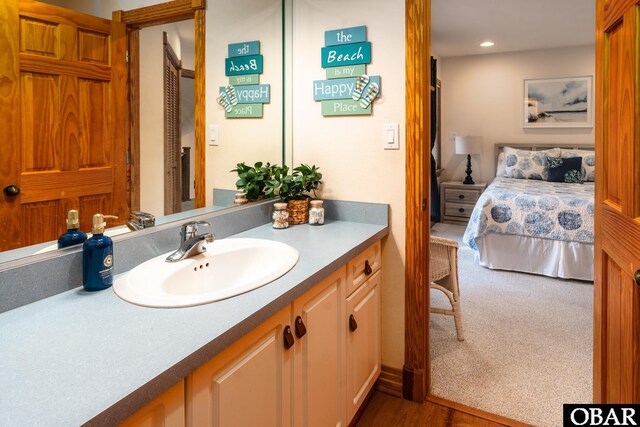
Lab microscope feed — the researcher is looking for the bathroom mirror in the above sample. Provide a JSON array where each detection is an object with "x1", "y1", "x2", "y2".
[{"x1": 0, "y1": 0, "x2": 287, "y2": 264}]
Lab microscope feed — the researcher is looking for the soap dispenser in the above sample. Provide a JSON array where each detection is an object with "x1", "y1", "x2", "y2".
[
  {"x1": 57, "y1": 209, "x2": 87, "y2": 249},
  {"x1": 82, "y1": 213, "x2": 117, "y2": 291}
]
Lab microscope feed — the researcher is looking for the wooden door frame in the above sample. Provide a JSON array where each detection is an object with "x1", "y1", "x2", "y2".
[
  {"x1": 403, "y1": 0, "x2": 431, "y2": 402},
  {"x1": 115, "y1": 0, "x2": 206, "y2": 212}
]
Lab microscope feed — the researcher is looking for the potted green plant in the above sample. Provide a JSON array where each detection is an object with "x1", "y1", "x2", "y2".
[
  {"x1": 266, "y1": 164, "x2": 322, "y2": 224},
  {"x1": 230, "y1": 162, "x2": 274, "y2": 201}
]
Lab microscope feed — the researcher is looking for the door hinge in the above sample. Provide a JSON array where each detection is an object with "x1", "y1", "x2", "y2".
[
  {"x1": 126, "y1": 50, "x2": 129, "y2": 63},
  {"x1": 126, "y1": 150, "x2": 130, "y2": 165}
]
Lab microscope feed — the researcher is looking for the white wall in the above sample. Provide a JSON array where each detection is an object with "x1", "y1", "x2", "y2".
[
  {"x1": 292, "y1": 0, "x2": 406, "y2": 369},
  {"x1": 440, "y1": 45, "x2": 595, "y2": 184}
]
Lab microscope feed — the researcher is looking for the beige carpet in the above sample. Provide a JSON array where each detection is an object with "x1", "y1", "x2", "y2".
[{"x1": 430, "y1": 223, "x2": 593, "y2": 427}]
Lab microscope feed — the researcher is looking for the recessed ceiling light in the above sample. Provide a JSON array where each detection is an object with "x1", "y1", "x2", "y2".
[{"x1": 480, "y1": 41, "x2": 495, "y2": 47}]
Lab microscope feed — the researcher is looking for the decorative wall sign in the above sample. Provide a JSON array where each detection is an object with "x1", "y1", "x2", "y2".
[
  {"x1": 219, "y1": 84, "x2": 270, "y2": 104},
  {"x1": 324, "y1": 26, "x2": 367, "y2": 46},
  {"x1": 314, "y1": 25, "x2": 381, "y2": 116},
  {"x1": 326, "y1": 64, "x2": 366, "y2": 79},
  {"x1": 321, "y1": 42, "x2": 371, "y2": 68},
  {"x1": 225, "y1": 54, "x2": 263, "y2": 76},
  {"x1": 218, "y1": 40, "x2": 269, "y2": 118},
  {"x1": 313, "y1": 76, "x2": 381, "y2": 101}
]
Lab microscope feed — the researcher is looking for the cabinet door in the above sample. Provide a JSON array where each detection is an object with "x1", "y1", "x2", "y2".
[
  {"x1": 118, "y1": 380, "x2": 185, "y2": 427},
  {"x1": 187, "y1": 307, "x2": 293, "y2": 427},
  {"x1": 293, "y1": 267, "x2": 346, "y2": 427},
  {"x1": 346, "y1": 270, "x2": 381, "y2": 423}
]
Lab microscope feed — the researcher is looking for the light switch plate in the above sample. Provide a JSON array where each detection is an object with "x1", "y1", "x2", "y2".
[
  {"x1": 209, "y1": 125, "x2": 219, "y2": 146},
  {"x1": 383, "y1": 123, "x2": 399, "y2": 150}
]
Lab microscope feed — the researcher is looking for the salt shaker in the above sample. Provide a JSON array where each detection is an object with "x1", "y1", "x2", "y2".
[
  {"x1": 308, "y1": 200, "x2": 325, "y2": 225},
  {"x1": 272, "y1": 202, "x2": 289, "y2": 229}
]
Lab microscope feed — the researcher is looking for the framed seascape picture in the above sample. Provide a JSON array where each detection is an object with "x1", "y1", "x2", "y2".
[{"x1": 523, "y1": 76, "x2": 593, "y2": 128}]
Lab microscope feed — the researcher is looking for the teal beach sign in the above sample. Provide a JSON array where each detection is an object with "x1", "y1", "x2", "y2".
[
  {"x1": 225, "y1": 54, "x2": 263, "y2": 76},
  {"x1": 324, "y1": 26, "x2": 367, "y2": 47},
  {"x1": 321, "y1": 42, "x2": 371, "y2": 68},
  {"x1": 228, "y1": 41, "x2": 260, "y2": 57}
]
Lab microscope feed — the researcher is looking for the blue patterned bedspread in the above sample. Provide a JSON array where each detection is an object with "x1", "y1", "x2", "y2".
[{"x1": 463, "y1": 177, "x2": 594, "y2": 250}]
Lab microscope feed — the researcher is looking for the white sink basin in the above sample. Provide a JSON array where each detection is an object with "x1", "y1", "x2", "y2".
[{"x1": 113, "y1": 238, "x2": 299, "y2": 308}]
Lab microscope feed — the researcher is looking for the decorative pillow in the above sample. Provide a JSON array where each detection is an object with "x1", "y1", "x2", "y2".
[
  {"x1": 561, "y1": 149, "x2": 595, "y2": 181},
  {"x1": 503, "y1": 147, "x2": 561, "y2": 180},
  {"x1": 546, "y1": 156, "x2": 584, "y2": 183}
]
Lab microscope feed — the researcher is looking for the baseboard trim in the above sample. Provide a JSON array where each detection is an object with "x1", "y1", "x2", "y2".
[
  {"x1": 427, "y1": 395, "x2": 533, "y2": 427},
  {"x1": 375, "y1": 364, "x2": 403, "y2": 398}
]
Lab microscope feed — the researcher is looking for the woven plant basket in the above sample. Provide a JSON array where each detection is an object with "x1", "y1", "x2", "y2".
[{"x1": 287, "y1": 199, "x2": 309, "y2": 224}]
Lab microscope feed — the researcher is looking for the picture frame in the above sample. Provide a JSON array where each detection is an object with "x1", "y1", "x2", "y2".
[{"x1": 523, "y1": 76, "x2": 593, "y2": 128}]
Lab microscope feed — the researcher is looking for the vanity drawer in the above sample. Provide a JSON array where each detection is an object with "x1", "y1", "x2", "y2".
[
  {"x1": 346, "y1": 241, "x2": 381, "y2": 296},
  {"x1": 444, "y1": 187, "x2": 481, "y2": 203},
  {"x1": 444, "y1": 202, "x2": 473, "y2": 219}
]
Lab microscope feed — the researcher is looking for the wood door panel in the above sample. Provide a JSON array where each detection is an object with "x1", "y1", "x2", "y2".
[
  {"x1": 78, "y1": 30, "x2": 109, "y2": 64},
  {"x1": 18, "y1": 2, "x2": 111, "y2": 34},
  {"x1": 79, "y1": 194, "x2": 111, "y2": 229},
  {"x1": 79, "y1": 79, "x2": 110, "y2": 167},
  {"x1": 603, "y1": 15, "x2": 635, "y2": 213},
  {"x1": 19, "y1": 17, "x2": 57, "y2": 57},
  {"x1": 60, "y1": 75, "x2": 80, "y2": 172},
  {"x1": 604, "y1": 0, "x2": 639, "y2": 29},
  {"x1": 22, "y1": 200, "x2": 60, "y2": 246},
  {"x1": 20, "y1": 53, "x2": 111, "y2": 80},
  {"x1": 20, "y1": 169, "x2": 113, "y2": 204},
  {"x1": 20, "y1": 72, "x2": 59, "y2": 172}
]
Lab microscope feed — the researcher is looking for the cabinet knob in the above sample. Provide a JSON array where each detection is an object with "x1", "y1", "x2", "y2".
[
  {"x1": 294, "y1": 316, "x2": 307, "y2": 339},
  {"x1": 458, "y1": 194, "x2": 465, "y2": 199},
  {"x1": 3, "y1": 185, "x2": 20, "y2": 197},
  {"x1": 635, "y1": 269, "x2": 640, "y2": 288},
  {"x1": 349, "y1": 314, "x2": 358, "y2": 332},
  {"x1": 458, "y1": 208, "x2": 465, "y2": 213},
  {"x1": 364, "y1": 260, "x2": 372, "y2": 276},
  {"x1": 283, "y1": 326, "x2": 295, "y2": 350}
]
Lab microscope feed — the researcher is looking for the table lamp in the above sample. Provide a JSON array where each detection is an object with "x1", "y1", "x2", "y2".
[{"x1": 455, "y1": 136, "x2": 482, "y2": 185}]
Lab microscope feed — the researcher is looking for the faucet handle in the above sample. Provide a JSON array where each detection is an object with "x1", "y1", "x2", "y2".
[{"x1": 180, "y1": 220, "x2": 211, "y2": 240}]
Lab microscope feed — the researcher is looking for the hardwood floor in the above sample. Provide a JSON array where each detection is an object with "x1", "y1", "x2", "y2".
[{"x1": 355, "y1": 392, "x2": 507, "y2": 427}]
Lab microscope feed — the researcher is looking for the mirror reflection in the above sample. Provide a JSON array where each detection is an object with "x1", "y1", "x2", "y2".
[{"x1": 0, "y1": 0, "x2": 285, "y2": 263}]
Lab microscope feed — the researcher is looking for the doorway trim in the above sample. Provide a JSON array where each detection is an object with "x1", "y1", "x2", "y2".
[
  {"x1": 403, "y1": 0, "x2": 431, "y2": 402},
  {"x1": 115, "y1": 0, "x2": 206, "y2": 211}
]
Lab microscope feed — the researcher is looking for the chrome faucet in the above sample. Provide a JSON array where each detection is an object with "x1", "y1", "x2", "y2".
[
  {"x1": 166, "y1": 220, "x2": 215, "y2": 262},
  {"x1": 126, "y1": 211, "x2": 156, "y2": 231}
]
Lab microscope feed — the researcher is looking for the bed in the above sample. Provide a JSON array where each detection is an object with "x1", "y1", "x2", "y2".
[{"x1": 463, "y1": 143, "x2": 595, "y2": 281}]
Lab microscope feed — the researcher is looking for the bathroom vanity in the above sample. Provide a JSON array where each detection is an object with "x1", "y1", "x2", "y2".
[{"x1": 0, "y1": 201, "x2": 388, "y2": 426}]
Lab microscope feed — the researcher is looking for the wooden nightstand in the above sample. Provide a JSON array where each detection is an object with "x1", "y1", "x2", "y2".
[{"x1": 440, "y1": 181, "x2": 487, "y2": 225}]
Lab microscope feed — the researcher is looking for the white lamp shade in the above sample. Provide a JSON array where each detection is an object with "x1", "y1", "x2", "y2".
[{"x1": 455, "y1": 136, "x2": 482, "y2": 155}]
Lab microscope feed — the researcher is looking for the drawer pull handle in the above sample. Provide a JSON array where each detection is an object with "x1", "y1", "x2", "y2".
[
  {"x1": 294, "y1": 316, "x2": 307, "y2": 339},
  {"x1": 458, "y1": 194, "x2": 465, "y2": 199},
  {"x1": 364, "y1": 260, "x2": 373, "y2": 276},
  {"x1": 349, "y1": 314, "x2": 358, "y2": 332},
  {"x1": 283, "y1": 326, "x2": 295, "y2": 350},
  {"x1": 458, "y1": 208, "x2": 465, "y2": 213}
]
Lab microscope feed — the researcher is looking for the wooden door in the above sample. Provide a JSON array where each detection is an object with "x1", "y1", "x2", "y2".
[
  {"x1": 293, "y1": 267, "x2": 346, "y2": 427},
  {"x1": 594, "y1": 0, "x2": 640, "y2": 403},
  {"x1": 186, "y1": 306, "x2": 293, "y2": 427},
  {"x1": 346, "y1": 270, "x2": 381, "y2": 423},
  {"x1": 164, "y1": 32, "x2": 181, "y2": 215},
  {"x1": 0, "y1": 0, "x2": 128, "y2": 251}
]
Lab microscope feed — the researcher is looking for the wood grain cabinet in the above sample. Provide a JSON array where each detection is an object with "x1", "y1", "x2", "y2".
[
  {"x1": 118, "y1": 381, "x2": 185, "y2": 427},
  {"x1": 440, "y1": 181, "x2": 487, "y2": 225},
  {"x1": 120, "y1": 241, "x2": 382, "y2": 427}
]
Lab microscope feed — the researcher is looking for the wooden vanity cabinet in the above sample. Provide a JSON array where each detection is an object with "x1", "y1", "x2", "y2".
[
  {"x1": 120, "y1": 241, "x2": 382, "y2": 427},
  {"x1": 118, "y1": 380, "x2": 185, "y2": 427}
]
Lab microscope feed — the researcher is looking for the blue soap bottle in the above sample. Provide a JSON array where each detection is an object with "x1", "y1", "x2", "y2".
[
  {"x1": 83, "y1": 213, "x2": 116, "y2": 291},
  {"x1": 57, "y1": 209, "x2": 87, "y2": 249}
]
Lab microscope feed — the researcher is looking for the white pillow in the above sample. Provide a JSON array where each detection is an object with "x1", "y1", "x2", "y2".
[
  {"x1": 561, "y1": 149, "x2": 595, "y2": 182},
  {"x1": 496, "y1": 152, "x2": 506, "y2": 177},
  {"x1": 503, "y1": 147, "x2": 561, "y2": 180}
]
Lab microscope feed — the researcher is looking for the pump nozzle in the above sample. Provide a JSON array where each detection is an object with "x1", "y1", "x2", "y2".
[{"x1": 91, "y1": 214, "x2": 118, "y2": 234}]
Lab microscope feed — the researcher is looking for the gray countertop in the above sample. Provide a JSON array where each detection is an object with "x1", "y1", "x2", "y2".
[{"x1": 0, "y1": 219, "x2": 388, "y2": 426}]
